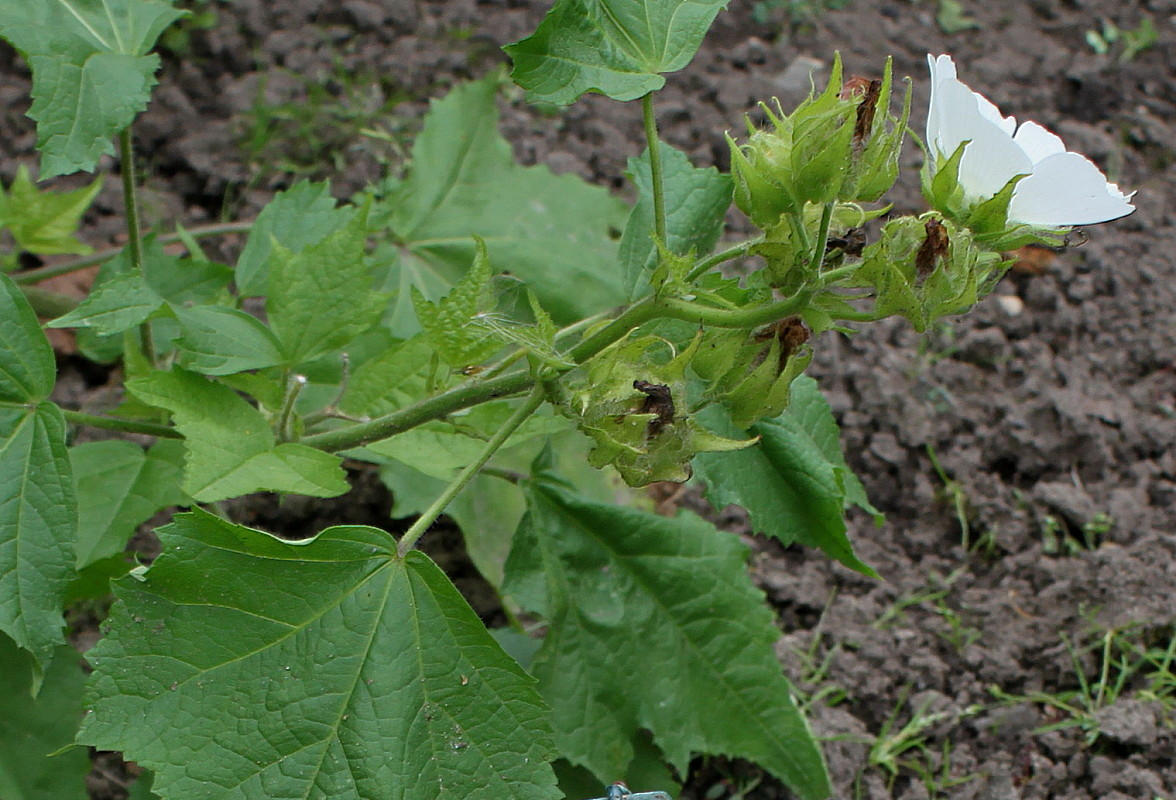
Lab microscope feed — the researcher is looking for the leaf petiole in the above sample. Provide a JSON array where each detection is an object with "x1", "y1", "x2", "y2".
[
  {"x1": 642, "y1": 93, "x2": 667, "y2": 246},
  {"x1": 397, "y1": 386, "x2": 545, "y2": 557}
]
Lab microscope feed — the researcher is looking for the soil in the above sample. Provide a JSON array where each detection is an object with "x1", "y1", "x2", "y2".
[{"x1": 2, "y1": 0, "x2": 1175, "y2": 798}]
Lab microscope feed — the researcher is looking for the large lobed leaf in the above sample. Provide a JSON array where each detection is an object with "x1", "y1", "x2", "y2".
[
  {"x1": 0, "y1": 275, "x2": 75, "y2": 669},
  {"x1": 504, "y1": 480, "x2": 831, "y2": 800},
  {"x1": 78, "y1": 510, "x2": 561, "y2": 800},
  {"x1": 693, "y1": 376, "x2": 880, "y2": 575},
  {"x1": 506, "y1": 0, "x2": 730, "y2": 105},
  {"x1": 379, "y1": 76, "x2": 628, "y2": 332},
  {"x1": 0, "y1": 0, "x2": 184, "y2": 178}
]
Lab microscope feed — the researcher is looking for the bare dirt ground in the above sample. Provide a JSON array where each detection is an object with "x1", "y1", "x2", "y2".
[{"x1": 2, "y1": 1, "x2": 1174, "y2": 798}]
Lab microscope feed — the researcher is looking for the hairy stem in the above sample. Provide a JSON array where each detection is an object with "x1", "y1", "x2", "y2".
[
  {"x1": 642, "y1": 93, "x2": 667, "y2": 246},
  {"x1": 685, "y1": 237, "x2": 764, "y2": 283},
  {"x1": 808, "y1": 202, "x2": 835, "y2": 275},
  {"x1": 397, "y1": 387, "x2": 545, "y2": 557},
  {"x1": 12, "y1": 221, "x2": 253, "y2": 286},
  {"x1": 119, "y1": 129, "x2": 155, "y2": 366},
  {"x1": 277, "y1": 374, "x2": 308, "y2": 442},
  {"x1": 59, "y1": 409, "x2": 183, "y2": 439}
]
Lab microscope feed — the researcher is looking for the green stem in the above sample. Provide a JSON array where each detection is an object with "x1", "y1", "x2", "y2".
[
  {"x1": 819, "y1": 263, "x2": 862, "y2": 285},
  {"x1": 397, "y1": 387, "x2": 545, "y2": 557},
  {"x1": 642, "y1": 93, "x2": 667, "y2": 246},
  {"x1": 301, "y1": 369, "x2": 534, "y2": 452},
  {"x1": 808, "y1": 202, "x2": 835, "y2": 275},
  {"x1": 60, "y1": 409, "x2": 182, "y2": 439},
  {"x1": 277, "y1": 373, "x2": 308, "y2": 442},
  {"x1": 659, "y1": 290, "x2": 813, "y2": 329},
  {"x1": 119, "y1": 128, "x2": 155, "y2": 366},
  {"x1": 12, "y1": 222, "x2": 253, "y2": 286},
  {"x1": 685, "y1": 237, "x2": 764, "y2": 283}
]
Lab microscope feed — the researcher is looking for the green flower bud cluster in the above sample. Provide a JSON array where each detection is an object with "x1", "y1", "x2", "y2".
[
  {"x1": 728, "y1": 54, "x2": 910, "y2": 231},
  {"x1": 551, "y1": 334, "x2": 752, "y2": 487},
  {"x1": 848, "y1": 214, "x2": 1008, "y2": 332}
]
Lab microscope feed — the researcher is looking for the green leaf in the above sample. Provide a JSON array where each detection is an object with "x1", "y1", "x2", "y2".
[
  {"x1": 0, "y1": 274, "x2": 55, "y2": 402},
  {"x1": 267, "y1": 205, "x2": 387, "y2": 365},
  {"x1": 78, "y1": 510, "x2": 561, "y2": 800},
  {"x1": 0, "y1": 165, "x2": 100, "y2": 255},
  {"x1": 47, "y1": 271, "x2": 164, "y2": 335},
  {"x1": 71, "y1": 439, "x2": 185, "y2": 568},
  {"x1": 0, "y1": 403, "x2": 76, "y2": 668},
  {"x1": 693, "y1": 377, "x2": 877, "y2": 575},
  {"x1": 619, "y1": 142, "x2": 732, "y2": 297},
  {"x1": 506, "y1": 0, "x2": 730, "y2": 105},
  {"x1": 0, "y1": 0, "x2": 184, "y2": 178},
  {"x1": 174, "y1": 306, "x2": 285, "y2": 376},
  {"x1": 504, "y1": 481, "x2": 830, "y2": 800},
  {"x1": 412, "y1": 238, "x2": 501, "y2": 367},
  {"x1": 0, "y1": 636, "x2": 89, "y2": 800},
  {"x1": 381, "y1": 77, "x2": 627, "y2": 329},
  {"x1": 127, "y1": 368, "x2": 348, "y2": 501},
  {"x1": 139, "y1": 236, "x2": 232, "y2": 305},
  {"x1": 236, "y1": 181, "x2": 356, "y2": 296}
]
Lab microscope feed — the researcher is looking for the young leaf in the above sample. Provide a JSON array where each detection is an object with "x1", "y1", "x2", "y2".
[
  {"x1": 174, "y1": 306, "x2": 286, "y2": 376},
  {"x1": 47, "y1": 271, "x2": 164, "y2": 335},
  {"x1": 71, "y1": 439, "x2": 186, "y2": 568},
  {"x1": 266, "y1": 206, "x2": 387, "y2": 365},
  {"x1": 504, "y1": 480, "x2": 831, "y2": 800},
  {"x1": 0, "y1": 276, "x2": 74, "y2": 668},
  {"x1": 236, "y1": 181, "x2": 356, "y2": 296},
  {"x1": 127, "y1": 368, "x2": 348, "y2": 501},
  {"x1": 506, "y1": 0, "x2": 729, "y2": 105},
  {"x1": 0, "y1": 636, "x2": 89, "y2": 800},
  {"x1": 78, "y1": 510, "x2": 561, "y2": 800},
  {"x1": 0, "y1": 165, "x2": 100, "y2": 255},
  {"x1": 380, "y1": 77, "x2": 627, "y2": 329},
  {"x1": 619, "y1": 142, "x2": 732, "y2": 297},
  {"x1": 412, "y1": 238, "x2": 500, "y2": 367},
  {"x1": 0, "y1": 0, "x2": 185, "y2": 178},
  {"x1": 693, "y1": 377, "x2": 878, "y2": 576}
]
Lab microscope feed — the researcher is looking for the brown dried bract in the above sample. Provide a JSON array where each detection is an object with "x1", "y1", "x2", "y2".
[
  {"x1": 754, "y1": 316, "x2": 811, "y2": 373},
  {"x1": 633, "y1": 379, "x2": 675, "y2": 438},
  {"x1": 842, "y1": 75, "x2": 882, "y2": 146},
  {"x1": 915, "y1": 217, "x2": 950, "y2": 279},
  {"x1": 826, "y1": 226, "x2": 867, "y2": 258}
]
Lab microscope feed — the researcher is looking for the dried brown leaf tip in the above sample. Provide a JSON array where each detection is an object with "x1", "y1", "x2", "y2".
[
  {"x1": 915, "y1": 217, "x2": 950, "y2": 279},
  {"x1": 841, "y1": 75, "x2": 882, "y2": 146},
  {"x1": 633, "y1": 379, "x2": 675, "y2": 438}
]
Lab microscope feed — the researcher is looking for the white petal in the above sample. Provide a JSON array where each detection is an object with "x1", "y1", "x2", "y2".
[
  {"x1": 1013, "y1": 121, "x2": 1067, "y2": 164},
  {"x1": 1008, "y1": 152, "x2": 1136, "y2": 226},
  {"x1": 973, "y1": 91, "x2": 1017, "y2": 136},
  {"x1": 932, "y1": 80, "x2": 1033, "y2": 198}
]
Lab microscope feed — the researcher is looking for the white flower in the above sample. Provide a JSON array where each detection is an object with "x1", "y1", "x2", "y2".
[{"x1": 926, "y1": 54, "x2": 1135, "y2": 227}]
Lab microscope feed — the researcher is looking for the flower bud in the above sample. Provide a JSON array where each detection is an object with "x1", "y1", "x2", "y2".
[
  {"x1": 693, "y1": 318, "x2": 813, "y2": 429},
  {"x1": 856, "y1": 215, "x2": 1007, "y2": 331},
  {"x1": 728, "y1": 53, "x2": 861, "y2": 228}
]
